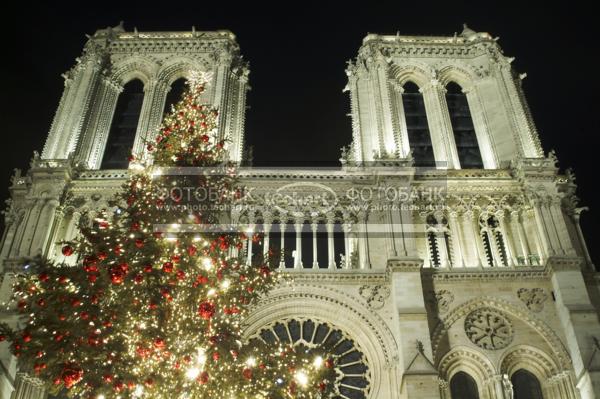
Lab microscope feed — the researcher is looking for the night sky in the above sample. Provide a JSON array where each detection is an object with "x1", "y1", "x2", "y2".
[{"x1": 1, "y1": 2, "x2": 598, "y2": 264}]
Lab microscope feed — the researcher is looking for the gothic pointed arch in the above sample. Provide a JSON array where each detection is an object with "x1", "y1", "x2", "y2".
[
  {"x1": 445, "y1": 81, "x2": 484, "y2": 168},
  {"x1": 511, "y1": 369, "x2": 543, "y2": 399},
  {"x1": 438, "y1": 346, "x2": 494, "y2": 399},
  {"x1": 450, "y1": 371, "x2": 480, "y2": 399},
  {"x1": 100, "y1": 79, "x2": 144, "y2": 169},
  {"x1": 402, "y1": 81, "x2": 435, "y2": 167},
  {"x1": 388, "y1": 61, "x2": 434, "y2": 88},
  {"x1": 110, "y1": 56, "x2": 158, "y2": 86},
  {"x1": 163, "y1": 77, "x2": 188, "y2": 115},
  {"x1": 431, "y1": 297, "x2": 573, "y2": 370},
  {"x1": 242, "y1": 283, "x2": 400, "y2": 399}
]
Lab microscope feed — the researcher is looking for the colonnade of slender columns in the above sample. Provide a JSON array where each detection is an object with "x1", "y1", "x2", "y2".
[{"x1": 242, "y1": 218, "x2": 353, "y2": 269}]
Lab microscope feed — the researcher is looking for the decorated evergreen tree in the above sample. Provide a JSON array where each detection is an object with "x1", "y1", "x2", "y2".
[{"x1": 0, "y1": 74, "x2": 335, "y2": 398}]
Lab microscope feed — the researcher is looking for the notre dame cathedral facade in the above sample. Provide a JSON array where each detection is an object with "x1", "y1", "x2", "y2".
[{"x1": 1, "y1": 24, "x2": 599, "y2": 399}]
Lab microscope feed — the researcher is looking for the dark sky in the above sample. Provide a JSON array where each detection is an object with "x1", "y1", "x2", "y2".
[{"x1": 1, "y1": 2, "x2": 599, "y2": 264}]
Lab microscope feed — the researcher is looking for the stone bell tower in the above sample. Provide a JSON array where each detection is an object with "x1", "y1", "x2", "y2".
[
  {"x1": 344, "y1": 25, "x2": 543, "y2": 168},
  {"x1": 41, "y1": 22, "x2": 249, "y2": 167},
  {"x1": 0, "y1": 24, "x2": 249, "y2": 398}
]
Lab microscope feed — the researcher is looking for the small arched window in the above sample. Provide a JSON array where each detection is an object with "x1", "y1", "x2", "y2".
[
  {"x1": 450, "y1": 371, "x2": 480, "y2": 399},
  {"x1": 425, "y1": 214, "x2": 452, "y2": 268},
  {"x1": 402, "y1": 82, "x2": 435, "y2": 167},
  {"x1": 479, "y1": 214, "x2": 508, "y2": 267},
  {"x1": 101, "y1": 79, "x2": 144, "y2": 169},
  {"x1": 445, "y1": 82, "x2": 483, "y2": 169},
  {"x1": 511, "y1": 369, "x2": 544, "y2": 399},
  {"x1": 163, "y1": 78, "x2": 188, "y2": 114}
]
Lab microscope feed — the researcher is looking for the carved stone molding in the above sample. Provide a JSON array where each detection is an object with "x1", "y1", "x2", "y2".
[
  {"x1": 433, "y1": 290, "x2": 454, "y2": 314},
  {"x1": 464, "y1": 308, "x2": 513, "y2": 350},
  {"x1": 359, "y1": 284, "x2": 390, "y2": 309},
  {"x1": 517, "y1": 288, "x2": 548, "y2": 313}
]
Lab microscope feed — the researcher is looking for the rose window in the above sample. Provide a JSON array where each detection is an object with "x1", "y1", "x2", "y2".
[{"x1": 252, "y1": 318, "x2": 371, "y2": 399}]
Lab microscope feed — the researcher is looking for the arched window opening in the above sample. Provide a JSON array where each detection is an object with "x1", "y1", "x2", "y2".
[
  {"x1": 425, "y1": 214, "x2": 452, "y2": 268},
  {"x1": 163, "y1": 78, "x2": 188, "y2": 114},
  {"x1": 445, "y1": 82, "x2": 483, "y2": 169},
  {"x1": 511, "y1": 369, "x2": 543, "y2": 399},
  {"x1": 450, "y1": 371, "x2": 480, "y2": 399},
  {"x1": 402, "y1": 82, "x2": 435, "y2": 167},
  {"x1": 101, "y1": 79, "x2": 144, "y2": 169},
  {"x1": 479, "y1": 214, "x2": 508, "y2": 267}
]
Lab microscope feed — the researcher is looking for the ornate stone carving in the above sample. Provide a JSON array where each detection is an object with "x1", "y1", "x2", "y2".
[
  {"x1": 517, "y1": 288, "x2": 548, "y2": 312},
  {"x1": 464, "y1": 308, "x2": 513, "y2": 350},
  {"x1": 359, "y1": 284, "x2": 390, "y2": 309},
  {"x1": 434, "y1": 290, "x2": 454, "y2": 313}
]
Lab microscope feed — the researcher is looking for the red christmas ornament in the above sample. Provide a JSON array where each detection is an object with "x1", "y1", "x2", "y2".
[
  {"x1": 198, "y1": 301, "x2": 216, "y2": 320},
  {"x1": 197, "y1": 371, "x2": 209, "y2": 384},
  {"x1": 61, "y1": 364, "x2": 83, "y2": 388},
  {"x1": 162, "y1": 262, "x2": 174, "y2": 273},
  {"x1": 143, "y1": 263, "x2": 153, "y2": 273},
  {"x1": 134, "y1": 274, "x2": 144, "y2": 284},
  {"x1": 22, "y1": 332, "x2": 31, "y2": 343},
  {"x1": 61, "y1": 245, "x2": 74, "y2": 256},
  {"x1": 135, "y1": 239, "x2": 144, "y2": 248},
  {"x1": 187, "y1": 245, "x2": 197, "y2": 256},
  {"x1": 154, "y1": 338, "x2": 166, "y2": 349},
  {"x1": 38, "y1": 272, "x2": 49, "y2": 282},
  {"x1": 242, "y1": 368, "x2": 253, "y2": 380},
  {"x1": 212, "y1": 352, "x2": 220, "y2": 361}
]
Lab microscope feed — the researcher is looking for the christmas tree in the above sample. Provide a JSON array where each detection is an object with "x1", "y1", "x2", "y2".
[{"x1": 0, "y1": 74, "x2": 335, "y2": 398}]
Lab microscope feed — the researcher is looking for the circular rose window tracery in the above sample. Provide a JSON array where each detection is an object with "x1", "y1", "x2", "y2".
[
  {"x1": 464, "y1": 308, "x2": 513, "y2": 350},
  {"x1": 252, "y1": 318, "x2": 371, "y2": 399}
]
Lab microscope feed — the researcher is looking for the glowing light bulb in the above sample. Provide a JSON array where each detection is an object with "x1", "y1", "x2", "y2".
[
  {"x1": 313, "y1": 356, "x2": 323, "y2": 368},
  {"x1": 202, "y1": 257, "x2": 213, "y2": 270},
  {"x1": 294, "y1": 371, "x2": 309, "y2": 387},
  {"x1": 197, "y1": 348, "x2": 207, "y2": 365},
  {"x1": 221, "y1": 280, "x2": 231, "y2": 290},
  {"x1": 245, "y1": 357, "x2": 256, "y2": 367},
  {"x1": 186, "y1": 367, "x2": 201, "y2": 380}
]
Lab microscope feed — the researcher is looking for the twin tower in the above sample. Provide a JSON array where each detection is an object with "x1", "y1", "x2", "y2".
[{"x1": 40, "y1": 23, "x2": 540, "y2": 172}]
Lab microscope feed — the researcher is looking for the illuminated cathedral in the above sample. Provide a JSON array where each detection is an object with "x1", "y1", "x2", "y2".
[{"x1": 1, "y1": 23, "x2": 599, "y2": 398}]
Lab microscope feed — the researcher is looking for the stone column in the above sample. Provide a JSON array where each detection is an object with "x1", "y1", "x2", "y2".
[
  {"x1": 464, "y1": 83, "x2": 499, "y2": 169},
  {"x1": 76, "y1": 74, "x2": 122, "y2": 168},
  {"x1": 262, "y1": 217, "x2": 272, "y2": 259},
  {"x1": 421, "y1": 80, "x2": 458, "y2": 169},
  {"x1": 246, "y1": 222, "x2": 254, "y2": 266},
  {"x1": 311, "y1": 221, "x2": 319, "y2": 269},
  {"x1": 279, "y1": 219, "x2": 286, "y2": 269},
  {"x1": 326, "y1": 215, "x2": 336, "y2": 269},
  {"x1": 496, "y1": 210, "x2": 516, "y2": 266},
  {"x1": 294, "y1": 218, "x2": 303, "y2": 269},
  {"x1": 343, "y1": 221, "x2": 352, "y2": 269},
  {"x1": 531, "y1": 199, "x2": 554, "y2": 257},
  {"x1": 525, "y1": 209, "x2": 545, "y2": 264},
  {"x1": 10, "y1": 373, "x2": 46, "y2": 399},
  {"x1": 357, "y1": 211, "x2": 370, "y2": 269},
  {"x1": 463, "y1": 210, "x2": 485, "y2": 267},
  {"x1": 392, "y1": 85, "x2": 411, "y2": 157},
  {"x1": 510, "y1": 210, "x2": 529, "y2": 265},
  {"x1": 448, "y1": 211, "x2": 465, "y2": 267},
  {"x1": 131, "y1": 79, "x2": 163, "y2": 160}
]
